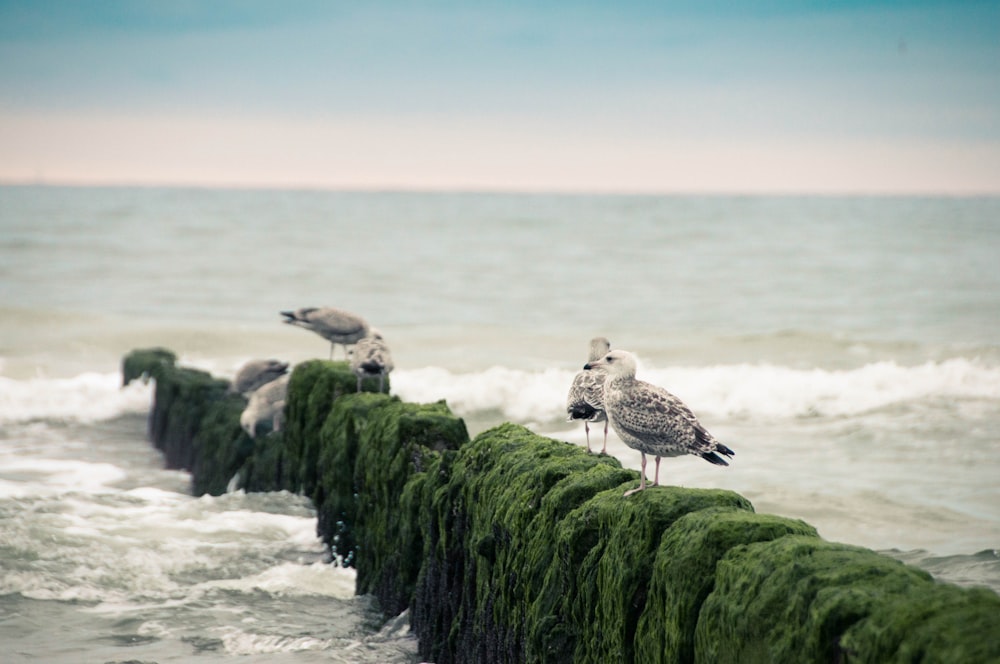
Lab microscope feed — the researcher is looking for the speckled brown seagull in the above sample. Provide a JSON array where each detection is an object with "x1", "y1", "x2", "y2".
[
  {"x1": 566, "y1": 336, "x2": 612, "y2": 454},
  {"x1": 350, "y1": 329, "x2": 394, "y2": 393},
  {"x1": 584, "y1": 349, "x2": 734, "y2": 496}
]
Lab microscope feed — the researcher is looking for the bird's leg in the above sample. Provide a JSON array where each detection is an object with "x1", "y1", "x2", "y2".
[
  {"x1": 585, "y1": 421, "x2": 592, "y2": 454},
  {"x1": 653, "y1": 456, "x2": 662, "y2": 486},
  {"x1": 601, "y1": 421, "x2": 608, "y2": 455},
  {"x1": 356, "y1": 376, "x2": 362, "y2": 392},
  {"x1": 624, "y1": 453, "x2": 648, "y2": 497},
  {"x1": 329, "y1": 343, "x2": 335, "y2": 361},
  {"x1": 378, "y1": 375, "x2": 384, "y2": 393}
]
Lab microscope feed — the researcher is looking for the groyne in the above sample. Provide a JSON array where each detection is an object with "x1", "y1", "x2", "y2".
[{"x1": 122, "y1": 348, "x2": 1000, "y2": 663}]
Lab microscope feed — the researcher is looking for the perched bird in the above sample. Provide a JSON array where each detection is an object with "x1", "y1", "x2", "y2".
[
  {"x1": 228, "y1": 359, "x2": 289, "y2": 395},
  {"x1": 566, "y1": 336, "x2": 612, "y2": 454},
  {"x1": 584, "y1": 349, "x2": 734, "y2": 496},
  {"x1": 240, "y1": 374, "x2": 290, "y2": 438},
  {"x1": 280, "y1": 307, "x2": 370, "y2": 359},
  {"x1": 350, "y1": 329, "x2": 394, "y2": 393}
]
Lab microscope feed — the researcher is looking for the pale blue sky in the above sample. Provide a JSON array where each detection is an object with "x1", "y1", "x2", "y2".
[{"x1": 1, "y1": 1, "x2": 997, "y2": 192}]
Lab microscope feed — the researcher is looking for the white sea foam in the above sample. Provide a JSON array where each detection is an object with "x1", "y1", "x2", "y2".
[
  {"x1": 0, "y1": 457, "x2": 128, "y2": 497},
  {"x1": 648, "y1": 357, "x2": 1000, "y2": 418},
  {"x1": 0, "y1": 371, "x2": 152, "y2": 424},
  {"x1": 391, "y1": 365, "x2": 570, "y2": 424},
  {"x1": 1, "y1": 476, "x2": 325, "y2": 605},
  {"x1": 202, "y1": 560, "x2": 357, "y2": 599},
  {"x1": 219, "y1": 627, "x2": 335, "y2": 655},
  {"x1": 391, "y1": 357, "x2": 1000, "y2": 424},
  {"x1": 3, "y1": 355, "x2": 996, "y2": 429}
]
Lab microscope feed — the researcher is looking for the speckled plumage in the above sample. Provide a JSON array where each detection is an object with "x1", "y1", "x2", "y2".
[
  {"x1": 566, "y1": 337, "x2": 612, "y2": 453},
  {"x1": 228, "y1": 359, "x2": 289, "y2": 395},
  {"x1": 350, "y1": 329, "x2": 394, "y2": 393},
  {"x1": 584, "y1": 349, "x2": 733, "y2": 495},
  {"x1": 280, "y1": 306, "x2": 370, "y2": 359}
]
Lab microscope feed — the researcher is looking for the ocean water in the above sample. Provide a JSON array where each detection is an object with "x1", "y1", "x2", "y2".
[{"x1": 1, "y1": 185, "x2": 999, "y2": 661}]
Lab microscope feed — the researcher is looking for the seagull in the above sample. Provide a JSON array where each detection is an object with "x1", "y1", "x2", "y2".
[
  {"x1": 228, "y1": 359, "x2": 289, "y2": 395},
  {"x1": 566, "y1": 336, "x2": 612, "y2": 454},
  {"x1": 240, "y1": 374, "x2": 289, "y2": 438},
  {"x1": 280, "y1": 307, "x2": 370, "y2": 360},
  {"x1": 350, "y1": 329, "x2": 394, "y2": 393},
  {"x1": 584, "y1": 349, "x2": 734, "y2": 497}
]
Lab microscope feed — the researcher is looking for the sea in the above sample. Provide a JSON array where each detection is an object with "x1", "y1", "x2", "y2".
[{"x1": 1, "y1": 185, "x2": 999, "y2": 662}]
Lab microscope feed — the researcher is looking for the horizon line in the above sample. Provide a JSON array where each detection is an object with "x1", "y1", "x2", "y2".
[{"x1": 3, "y1": 177, "x2": 998, "y2": 199}]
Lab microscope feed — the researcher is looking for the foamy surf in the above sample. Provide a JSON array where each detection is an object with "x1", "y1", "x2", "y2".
[
  {"x1": 201, "y1": 560, "x2": 357, "y2": 599},
  {"x1": 218, "y1": 628, "x2": 336, "y2": 655},
  {"x1": 4, "y1": 355, "x2": 997, "y2": 434},
  {"x1": 0, "y1": 371, "x2": 152, "y2": 424},
  {"x1": 391, "y1": 356, "x2": 1000, "y2": 425}
]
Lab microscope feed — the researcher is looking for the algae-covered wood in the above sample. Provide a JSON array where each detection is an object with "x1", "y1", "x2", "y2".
[{"x1": 122, "y1": 348, "x2": 1000, "y2": 664}]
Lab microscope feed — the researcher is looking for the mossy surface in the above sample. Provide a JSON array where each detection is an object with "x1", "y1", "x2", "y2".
[
  {"x1": 283, "y1": 360, "x2": 367, "y2": 495},
  {"x1": 148, "y1": 363, "x2": 229, "y2": 471},
  {"x1": 239, "y1": 431, "x2": 288, "y2": 493},
  {"x1": 696, "y1": 535, "x2": 939, "y2": 664},
  {"x1": 122, "y1": 347, "x2": 177, "y2": 386},
  {"x1": 409, "y1": 448, "x2": 463, "y2": 664},
  {"x1": 409, "y1": 423, "x2": 754, "y2": 663},
  {"x1": 354, "y1": 399, "x2": 468, "y2": 617},
  {"x1": 839, "y1": 580, "x2": 1000, "y2": 663},
  {"x1": 123, "y1": 347, "x2": 267, "y2": 493},
  {"x1": 459, "y1": 425, "x2": 638, "y2": 662},
  {"x1": 122, "y1": 348, "x2": 1000, "y2": 664},
  {"x1": 313, "y1": 392, "x2": 397, "y2": 566},
  {"x1": 538, "y1": 485, "x2": 753, "y2": 664},
  {"x1": 411, "y1": 424, "x2": 549, "y2": 662},
  {"x1": 636, "y1": 507, "x2": 819, "y2": 664},
  {"x1": 190, "y1": 393, "x2": 253, "y2": 496}
]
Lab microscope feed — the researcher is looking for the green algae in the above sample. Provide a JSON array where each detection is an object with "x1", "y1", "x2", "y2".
[
  {"x1": 409, "y1": 423, "x2": 756, "y2": 663},
  {"x1": 636, "y1": 507, "x2": 819, "y2": 664},
  {"x1": 357, "y1": 372, "x2": 392, "y2": 395},
  {"x1": 281, "y1": 360, "x2": 353, "y2": 494},
  {"x1": 148, "y1": 364, "x2": 229, "y2": 471},
  {"x1": 354, "y1": 399, "x2": 468, "y2": 616},
  {"x1": 121, "y1": 348, "x2": 1000, "y2": 664},
  {"x1": 123, "y1": 347, "x2": 263, "y2": 493},
  {"x1": 839, "y1": 580, "x2": 1000, "y2": 663},
  {"x1": 190, "y1": 393, "x2": 253, "y2": 496},
  {"x1": 409, "y1": 447, "x2": 465, "y2": 664},
  {"x1": 239, "y1": 430, "x2": 288, "y2": 492},
  {"x1": 403, "y1": 421, "x2": 999, "y2": 663},
  {"x1": 282, "y1": 359, "x2": 388, "y2": 496},
  {"x1": 696, "y1": 535, "x2": 939, "y2": 664},
  {"x1": 540, "y1": 485, "x2": 754, "y2": 663},
  {"x1": 243, "y1": 362, "x2": 396, "y2": 503},
  {"x1": 122, "y1": 347, "x2": 177, "y2": 386},
  {"x1": 449, "y1": 425, "x2": 635, "y2": 662},
  {"x1": 313, "y1": 392, "x2": 397, "y2": 566}
]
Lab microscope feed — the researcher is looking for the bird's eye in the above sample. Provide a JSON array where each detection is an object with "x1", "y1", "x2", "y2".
[{"x1": 606, "y1": 355, "x2": 614, "y2": 362}]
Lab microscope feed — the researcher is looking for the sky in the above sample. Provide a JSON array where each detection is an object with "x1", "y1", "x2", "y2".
[{"x1": 0, "y1": 1, "x2": 998, "y2": 194}]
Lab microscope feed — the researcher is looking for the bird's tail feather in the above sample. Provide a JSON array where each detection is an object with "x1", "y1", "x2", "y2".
[
  {"x1": 567, "y1": 404, "x2": 599, "y2": 422},
  {"x1": 701, "y1": 451, "x2": 730, "y2": 466}
]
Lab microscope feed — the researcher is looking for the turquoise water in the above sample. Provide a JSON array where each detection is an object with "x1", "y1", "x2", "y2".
[{"x1": 1, "y1": 186, "x2": 999, "y2": 661}]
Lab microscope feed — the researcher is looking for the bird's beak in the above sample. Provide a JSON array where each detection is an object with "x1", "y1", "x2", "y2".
[{"x1": 583, "y1": 363, "x2": 593, "y2": 370}]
